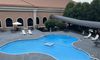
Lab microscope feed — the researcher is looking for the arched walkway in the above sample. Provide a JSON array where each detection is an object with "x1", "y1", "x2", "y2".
[
  {"x1": 36, "y1": 17, "x2": 39, "y2": 24},
  {"x1": 43, "y1": 17, "x2": 47, "y2": 24},
  {"x1": 27, "y1": 18, "x2": 33, "y2": 26},
  {"x1": 6, "y1": 18, "x2": 13, "y2": 27},
  {"x1": 17, "y1": 18, "x2": 23, "y2": 26}
]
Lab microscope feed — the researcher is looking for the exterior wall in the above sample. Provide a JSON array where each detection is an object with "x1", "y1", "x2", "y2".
[
  {"x1": 0, "y1": 11, "x2": 33, "y2": 30},
  {"x1": 0, "y1": 9, "x2": 63, "y2": 30},
  {"x1": 37, "y1": 12, "x2": 63, "y2": 27}
]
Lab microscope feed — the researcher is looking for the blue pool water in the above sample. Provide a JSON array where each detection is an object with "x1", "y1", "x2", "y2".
[{"x1": 0, "y1": 34, "x2": 91, "y2": 60}]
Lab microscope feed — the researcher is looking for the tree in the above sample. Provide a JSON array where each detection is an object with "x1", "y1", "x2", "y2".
[
  {"x1": 79, "y1": 2, "x2": 90, "y2": 20},
  {"x1": 63, "y1": 0, "x2": 100, "y2": 32},
  {"x1": 67, "y1": 2, "x2": 90, "y2": 20},
  {"x1": 63, "y1": 2, "x2": 75, "y2": 17},
  {"x1": 89, "y1": 0, "x2": 100, "y2": 21},
  {"x1": 71, "y1": 2, "x2": 82, "y2": 19}
]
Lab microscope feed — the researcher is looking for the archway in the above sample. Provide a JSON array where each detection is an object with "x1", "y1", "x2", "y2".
[
  {"x1": 6, "y1": 18, "x2": 13, "y2": 27},
  {"x1": 17, "y1": 18, "x2": 23, "y2": 26},
  {"x1": 36, "y1": 17, "x2": 39, "y2": 24},
  {"x1": 43, "y1": 17, "x2": 47, "y2": 24},
  {"x1": 27, "y1": 18, "x2": 33, "y2": 26}
]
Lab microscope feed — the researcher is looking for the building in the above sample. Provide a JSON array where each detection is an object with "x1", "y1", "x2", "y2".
[{"x1": 0, "y1": 0, "x2": 71, "y2": 31}]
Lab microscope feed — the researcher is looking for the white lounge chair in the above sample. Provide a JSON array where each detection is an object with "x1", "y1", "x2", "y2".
[
  {"x1": 22, "y1": 30, "x2": 26, "y2": 35},
  {"x1": 84, "y1": 32, "x2": 92, "y2": 38},
  {"x1": 91, "y1": 34, "x2": 99, "y2": 41},
  {"x1": 28, "y1": 30, "x2": 32, "y2": 35},
  {"x1": 44, "y1": 42, "x2": 54, "y2": 46}
]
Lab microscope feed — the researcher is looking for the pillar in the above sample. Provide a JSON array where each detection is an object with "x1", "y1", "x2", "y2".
[{"x1": 33, "y1": 10, "x2": 37, "y2": 29}]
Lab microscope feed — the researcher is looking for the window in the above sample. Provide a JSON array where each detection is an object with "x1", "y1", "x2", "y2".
[
  {"x1": 36, "y1": 17, "x2": 39, "y2": 24},
  {"x1": 43, "y1": 17, "x2": 47, "y2": 24},
  {"x1": 17, "y1": 18, "x2": 23, "y2": 26},
  {"x1": 27, "y1": 18, "x2": 33, "y2": 26},
  {"x1": 6, "y1": 18, "x2": 13, "y2": 27}
]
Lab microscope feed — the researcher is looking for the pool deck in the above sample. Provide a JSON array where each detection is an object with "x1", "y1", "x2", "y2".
[{"x1": 0, "y1": 30, "x2": 100, "y2": 60}]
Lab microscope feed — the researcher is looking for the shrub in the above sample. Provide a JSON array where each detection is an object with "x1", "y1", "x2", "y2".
[
  {"x1": 56, "y1": 21, "x2": 66, "y2": 30},
  {"x1": 45, "y1": 19, "x2": 56, "y2": 31},
  {"x1": 45, "y1": 19, "x2": 66, "y2": 31}
]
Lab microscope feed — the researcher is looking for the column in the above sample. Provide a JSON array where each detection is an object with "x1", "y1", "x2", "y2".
[{"x1": 33, "y1": 10, "x2": 37, "y2": 29}]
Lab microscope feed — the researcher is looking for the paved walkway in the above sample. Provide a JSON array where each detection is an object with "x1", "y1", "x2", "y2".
[
  {"x1": 73, "y1": 34, "x2": 100, "y2": 60},
  {"x1": 0, "y1": 30, "x2": 100, "y2": 60}
]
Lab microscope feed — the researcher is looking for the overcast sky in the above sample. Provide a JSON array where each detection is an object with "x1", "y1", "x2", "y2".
[{"x1": 73, "y1": 0, "x2": 93, "y2": 3}]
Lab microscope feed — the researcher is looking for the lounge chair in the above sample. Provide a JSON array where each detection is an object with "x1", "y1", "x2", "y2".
[
  {"x1": 44, "y1": 42, "x2": 54, "y2": 46},
  {"x1": 91, "y1": 34, "x2": 99, "y2": 41},
  {"x1": 27, "y1": 30, "x2": 32, "y2": 35},
  {"x1": 84, "y1": 32, "x2": 92, "y2": 38},
  {"x1": 91, "y1": 34, "x2": 100, "y2": 47},
  {"x1": 22, "y1": 30, "x2": 26, "y2": 35}
]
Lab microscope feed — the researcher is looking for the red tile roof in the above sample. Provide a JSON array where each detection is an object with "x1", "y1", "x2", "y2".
[
  {"x1": 0, "y1": 0, "x2": 70, "y2": 8},
  {"x1": 0, "y1": 0, "x2": 32, "y2": 7}
]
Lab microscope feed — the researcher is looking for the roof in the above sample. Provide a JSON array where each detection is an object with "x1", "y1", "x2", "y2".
[
  {"x1": 23, "y1": 0, "x2": 69, "y2": 8},
  {"x1": 0, "y1": 0, "x2": 32, "y2": 7},
  {"x1": 0, "y1": 0, "x2": 69, "y2": 8}
]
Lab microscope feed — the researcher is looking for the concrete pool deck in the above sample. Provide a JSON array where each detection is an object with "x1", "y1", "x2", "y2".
[{"x1": 0, "y1": 30, "x2": 100, "y2": 60}]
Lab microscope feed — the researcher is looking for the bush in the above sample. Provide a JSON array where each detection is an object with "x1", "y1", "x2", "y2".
[
  {"x1": 45, "y1": 19, "x2": 56, "y2": 31},
  {"x1": 45, "y1": 19, "x2": 66, "y2": 31},
  {"x1": 56, "y1": 21, "x2": 66, "y2": 30}
]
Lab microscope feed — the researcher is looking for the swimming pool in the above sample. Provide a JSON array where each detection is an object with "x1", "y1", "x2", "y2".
[{"x1": 0, "y1": 34, "x2": 91, "y2": 60}]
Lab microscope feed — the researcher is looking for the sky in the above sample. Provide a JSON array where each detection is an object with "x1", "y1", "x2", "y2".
[{"x1": 73, "y1": 0, "x2": 93, "y2": 3}]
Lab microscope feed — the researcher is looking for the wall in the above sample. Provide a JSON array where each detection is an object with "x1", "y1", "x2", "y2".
[{"x1": 0, "y1": 9, "x2": 63, "y2": 30}]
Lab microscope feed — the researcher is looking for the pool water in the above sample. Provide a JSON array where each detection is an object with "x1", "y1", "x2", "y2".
[{"x1": 0, "y1": 34, "x2": 91, "y2": 60}]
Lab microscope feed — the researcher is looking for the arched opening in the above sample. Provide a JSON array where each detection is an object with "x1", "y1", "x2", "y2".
[
  {"x1": 17, "y1": 18, "x2": 23, "y2": 26},
  {"x1": 6, "y1": 18, "x2": 13, "y2": 27},
  {"x1": 43, "y1": 17, "x2": 47, "y2": 24},
  {"x1": 27, "y1": 18, "x2": 33, "y2": 26},
  {"x1": 0, "y1": 21, "x2": 1, "y2": 27},
  {"x1": 36, "y1": 17, "x2": 39, "y2": 24}
]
